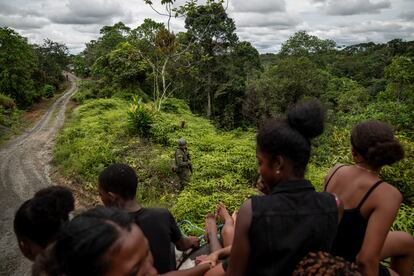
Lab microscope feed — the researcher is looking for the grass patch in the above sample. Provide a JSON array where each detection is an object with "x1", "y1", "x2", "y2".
[{"x1": 54, "y1": 96, "x2": 414, "y2": 234}]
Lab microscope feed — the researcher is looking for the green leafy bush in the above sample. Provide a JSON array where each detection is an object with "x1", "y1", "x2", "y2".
[
  {"x1": 161, "y1": 98, "x2": 192, "y2": 114},
  {"x1": 73, "y1": 80, "x2": 149, "y2": 104},
  {"x1": 392, "y1": 204, "x2": 414, "y2": 236},
  {"x1": 0, "y1": 93, "x2": 16, "y2": 109},
  {"x1": 127, "y1": 97, "x2": 155, "y2": 138},
  {"x1": 42, "y1": 84, "x2": 55, "y2": 98}
]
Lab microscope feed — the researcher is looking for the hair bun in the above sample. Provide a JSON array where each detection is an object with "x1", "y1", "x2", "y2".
[
  {"x1": 365, "y1": 140, "x2": 404, "y2": 167},
  {"x1": 287, "y1": 100, "x2": 325, "y2": 140}
]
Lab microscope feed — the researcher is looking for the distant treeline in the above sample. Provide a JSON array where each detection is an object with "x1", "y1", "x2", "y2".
[
  {"x1": 71, "y1": 1, "x2": 413, "y2": 129},
  {"x1": 0, "y1": 27, "x2": 69, "y2": 108}
]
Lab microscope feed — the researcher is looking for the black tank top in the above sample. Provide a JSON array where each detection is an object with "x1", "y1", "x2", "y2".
[{"x1": 324, "y1": 165, "x2": 383, "y2": 262}]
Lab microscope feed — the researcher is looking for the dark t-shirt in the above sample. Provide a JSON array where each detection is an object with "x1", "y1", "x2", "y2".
[{"x1": 131, "y1": 208, "x2": 182, "y2": 274}]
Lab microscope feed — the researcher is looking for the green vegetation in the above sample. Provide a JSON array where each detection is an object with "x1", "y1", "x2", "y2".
[
  {"x1": 54, "y1": 92, "x2": 413, "y2": 235},
  {"x1": 0, "y1": 27, "x2": 69, "y2": 139},
  {"x1": 0, "y1": 0, "x2": 408, "y2": 235},
  {"x1": 54, "y1": 95, "x2": 257, "y2": 225},
  {"x1": 52, "y1": 0, "x2": 413, "y2": 235},
  {"x1": 0, "y1": 28, "x2": 69, "y2": 108},
  {"x1": 0, "y1": 93, "x2": 22, "y2": 134}
]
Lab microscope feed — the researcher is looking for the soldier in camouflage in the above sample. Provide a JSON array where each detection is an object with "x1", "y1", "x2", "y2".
[{"x1": 174, "y1": 138, "x2": 192, "y2": 190}]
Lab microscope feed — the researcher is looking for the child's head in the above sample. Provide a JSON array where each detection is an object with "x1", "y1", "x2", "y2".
[
  {"x1": 98, "y1": 163, "x2": 138, "y2": 207},
  {"x1": 33, "y1": 207, "x2": 157, "y2": 276},
  {"x1": 14, "y1": 186, "x2": 74, "y2": 261},
  {"x1": 256, "y1": 100, "x2": 325, "y2": 189},
  {"x1": 351, "y1": 120, "x2": 404, "y2": 169}
]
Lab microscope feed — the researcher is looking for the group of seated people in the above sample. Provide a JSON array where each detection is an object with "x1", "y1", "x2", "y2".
[{"x1": 14, "y1": 100, "x2": 414, "y2": 276}]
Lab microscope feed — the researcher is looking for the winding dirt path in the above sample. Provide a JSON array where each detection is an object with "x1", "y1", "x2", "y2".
[{"x1": 0, "y1": 73, "x2": 78, "y2": 276}]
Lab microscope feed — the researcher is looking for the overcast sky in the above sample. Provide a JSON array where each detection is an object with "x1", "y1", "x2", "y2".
[{"x1": 0, "y1": 0, "x2": 413, "y2": 54}]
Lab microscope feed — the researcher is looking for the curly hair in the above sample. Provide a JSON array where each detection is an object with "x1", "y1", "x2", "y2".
[
  {"x1": 293, "y1": 251, "x2": 361, "y2": 276},
  {"x1": 351, "y1": 120, "x2": 404, "y2": 168}
]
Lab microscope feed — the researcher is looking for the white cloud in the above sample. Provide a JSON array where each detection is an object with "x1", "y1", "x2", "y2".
[
  {"x1": 0, "y1": 15, "x2": 49, "y2": 30},
  {"x1": 324, "y1": 0, "x2": 391, "y2": 16},
  {"x1": 48, "y1": 0, "x2": 125, "y2": 24},
  {"x1": 400, "y1": 10, "x2": 414, "y2": 21},
  {"x1": 233, "y1": 12, "x2": 301, "y2": 28},
  {"x1": 0, "y1": 0, "x2": 412, "y2": 54},
  {"x1": 230, "y1": 0, "x2": 286, "y2": 13}
]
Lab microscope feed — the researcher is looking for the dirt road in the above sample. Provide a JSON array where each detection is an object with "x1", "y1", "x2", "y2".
[{"x1": 0, "y1": 74, "x2": 78, "y2": 276}]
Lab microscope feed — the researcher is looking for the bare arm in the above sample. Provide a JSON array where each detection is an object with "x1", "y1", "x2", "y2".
[
  {"x1": 356, "y1": 187, "x2": 402, "y2": 275},
  {"x1": 214, "y1": 246, "x2": 231, "y2": 259},
  {"x1": 225, "y1": 199, "x2": 252, "y2": 276},
  {"x1": 195, "y1": 246, "x2": 232, "y2": 265}
]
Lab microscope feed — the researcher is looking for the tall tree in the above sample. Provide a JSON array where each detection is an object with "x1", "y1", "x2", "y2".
[
  {"x1": 183, "y1": 0, "x2": 238, "y2": 117},
  {"x1": 129, "y1": 19, "x2": 181, "y2": 110},
  {"x1": 243, "y1": 57, "x2": 328, "y2": 125},
  {"x1": 0, "y1": 27, "x2": 38, "y2": 107},
  {"x1": 279, "y1": 30, "x2": 336, "y2": 57},
  {"x1": 383, "y1": 56, "x2": 414, "y2": 104},
  {"x1": 34, "y1": 39, "x2": 69, "y2": 88},
  {"x1": 84, "y1": 22, "x2": 130, "y2": 73}
]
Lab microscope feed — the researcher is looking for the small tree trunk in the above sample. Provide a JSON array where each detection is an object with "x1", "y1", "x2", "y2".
[
  {"x1": 207, "y1": 92, "x2": 212, "y2": 118},
  {"x1": 207, "y1": 74, "x2": 212, "y2": 117}
]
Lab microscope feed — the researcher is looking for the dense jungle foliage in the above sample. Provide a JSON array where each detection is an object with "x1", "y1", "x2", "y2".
[{"x1": 0, "y1": 27, "x2": 69, "y2": 135}]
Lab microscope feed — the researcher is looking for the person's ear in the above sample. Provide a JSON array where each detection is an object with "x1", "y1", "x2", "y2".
[
  {"x1": 272, "y1": 155, "x2": 284, "y2": 176},
  {"x1": 108, "y1": 192, "x2": 118, "y2": 202},
  {"x1": 18, "y1": 238, "x2": 35, "y2": 261},
  {"x1": 351, "y1": 147, "x2": 363, "y2": 163}
]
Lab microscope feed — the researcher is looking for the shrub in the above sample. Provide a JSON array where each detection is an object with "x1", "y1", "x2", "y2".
[
  {"x1": 392, "y1": 204, "x2": 414, "y2": 236},
  {"x1": 161, "y1": 98, "x2": 191, "y2": 114},
  {"x1": 42, "y1": 84, "x2": 55, "y2": 98},
  {"x1": 113, "y1": 87, "x2": 146, "y2": 101},
  {"x1": 0, "y1": 93, "x2": 16, "y2": 110},
  {"x1": 72, "y1": 80, "x2": 106, "y2": 103},
  {"x1": 127, "y1": 96, "x2": 154, "y2": 138}
]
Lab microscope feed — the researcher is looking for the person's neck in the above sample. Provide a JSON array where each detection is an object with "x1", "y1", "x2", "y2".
[
  {"x1": 354, "y1": 162, "x2": 380, "y2": 175},
  {"x1": 116, "y1": 200, "x2": 142, "y2": 213},
  {"x1": 270, "y1": 175, "x2": 303, "y2": 188}
]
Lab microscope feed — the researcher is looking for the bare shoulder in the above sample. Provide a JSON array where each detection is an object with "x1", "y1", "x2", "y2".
[
  {"x1": 369, "y1": 182, "x2": 403, "y2": 212},
  {"x1": 324, "y1": 163, "x2": 347, "y2": 187},
  {"x1": 377, "y1": 182, "x2": 403, "y2": 202}
]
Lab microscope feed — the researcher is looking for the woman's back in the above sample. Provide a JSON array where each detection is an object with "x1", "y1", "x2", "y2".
[
  {"x1": 324, "y1": 121, "x2": 413, "y2": 276},
  {"x1": 325, "y1": 164, "x2": 402, "y2": 272},
  {"x1": 249, "y1": 179, "x2": 338, "y2": 276}
]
